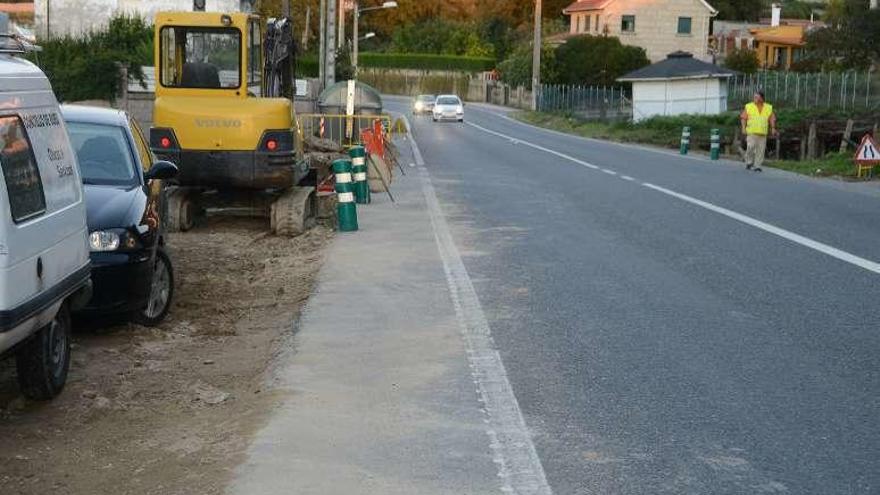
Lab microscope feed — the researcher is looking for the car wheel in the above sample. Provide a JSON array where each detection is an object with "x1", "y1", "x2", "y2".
[
  {"x1": 16, "y1": 304, "x2": 71, "y2": 400},
  {"x1": 133, "y1": 249, "x2": 174, "y2": 327}
]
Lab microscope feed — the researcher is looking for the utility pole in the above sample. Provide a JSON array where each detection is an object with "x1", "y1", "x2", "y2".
[
  {"x1": 531, "y1": 0, "x2": 542, "y2": 111},
  {"x1": 319, "y1": 0, "x2": 326, "y2": 85},
  {"x1": 338, "y1": 0, "x2": 346, "y2": 49},
  {"x1": 324, "y1": 0, "x2": 337, "y2": 87},
  {"x1": 353, "y1": 2, "x2": 359, "y2": 75}
]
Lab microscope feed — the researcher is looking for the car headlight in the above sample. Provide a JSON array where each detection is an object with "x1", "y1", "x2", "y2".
[
  {"x1": 456, "y1": 106, "x2": 464, "y2": 114},
  {"x1": 89, "y1": 229, "x2": 138, "y2": 252},
  {"x1": 415, "y1": 101, "x2": 424, "y2": 110},
  {"x1": 89, "y1": 231, "x2": 119, "y2": 251}
]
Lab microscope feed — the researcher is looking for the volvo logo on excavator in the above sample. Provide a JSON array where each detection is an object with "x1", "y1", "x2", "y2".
[{"x1": 195, "y1": 118, "x2": 241, "y2": 128}]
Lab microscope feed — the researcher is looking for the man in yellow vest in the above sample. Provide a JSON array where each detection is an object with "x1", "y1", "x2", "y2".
[{"x1": 740, "y1": 91, "x2": 778, "y2": 172}]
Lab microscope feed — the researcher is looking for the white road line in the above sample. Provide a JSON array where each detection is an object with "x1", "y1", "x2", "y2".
[
  {"x1": 641, "y1": 183, "x2": 880, "y2": 275},
  {"x1": 467, "y1": 121, "x2": 601, "y2": 170},
  {"x1": 601, "y1": 169, "x2": 617, "y2": 176},
  {"x1": 464, "y1": 118, "x2": 880, "y2": 276},
  {"x1": 404, "y1": 116, "x2": 553, "y2": 495},
  {"x1": 621, "y1": 175, "x2": 636, "y2": 181}
]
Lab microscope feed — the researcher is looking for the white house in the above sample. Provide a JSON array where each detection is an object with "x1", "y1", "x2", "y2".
[
  {"x1": 617, "y1": 51, "x2": 734, "y2": 122},
  {"x1": 560, "y1": 0, "x2": 718, "y2": 62},
  {"x1": 34, "y1": 0, "x2": 249, "y2": 38}
]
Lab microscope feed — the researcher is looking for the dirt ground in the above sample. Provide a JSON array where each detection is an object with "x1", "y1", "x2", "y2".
[{"x1": 0, "y1": 217, "x2": 333, "y2": 495}]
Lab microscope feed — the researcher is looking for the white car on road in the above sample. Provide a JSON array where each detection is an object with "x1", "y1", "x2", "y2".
[{"x1": 432, "y1": 94, "x2": 464, "y2": 123}]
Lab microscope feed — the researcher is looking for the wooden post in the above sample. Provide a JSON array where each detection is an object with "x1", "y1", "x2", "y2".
[
  {"x1": 800, "y1": 136, "x2": 806, "y2": 161},
  {"x1": 807, "y1": 121, "x2": 818, "y2": 160},
  {"x1": 840, "y1": 119, "x2": 854, "y2": 153},
  {"x1": 775, "y1": 135, "x2": 781, "y2": 160}
]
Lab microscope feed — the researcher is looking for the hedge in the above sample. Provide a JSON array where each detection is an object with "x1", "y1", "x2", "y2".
[
  {"x1": 298, "y1": 56, "x2": 319, "y2": 78},
  {"x1": 358, "y1": 53, "x2": 495, "y2": 72},
  {"x1": 28, "y1": 16, "x2": 153, "y2": 103}
]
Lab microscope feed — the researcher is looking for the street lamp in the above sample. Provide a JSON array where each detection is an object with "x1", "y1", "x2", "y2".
[{"x1": 353, "y1": 1, "x2": 397, "y2": 76}]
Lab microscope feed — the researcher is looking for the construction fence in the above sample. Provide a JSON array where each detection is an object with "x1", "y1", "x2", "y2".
[{"x1": 726, "y1": 70, "x2": 880, "y2": 112}]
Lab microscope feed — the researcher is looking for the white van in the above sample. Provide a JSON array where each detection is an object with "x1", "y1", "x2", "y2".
[{"x1": 0, "y1": 41, "x2": 91, "y2": 399}]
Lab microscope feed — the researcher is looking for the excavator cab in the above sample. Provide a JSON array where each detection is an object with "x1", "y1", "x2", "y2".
[{"x1": 150, "y1": 12, "x2": 312, "y2": 235}]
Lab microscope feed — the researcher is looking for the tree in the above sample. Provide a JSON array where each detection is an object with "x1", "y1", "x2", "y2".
[
  {"x1": 497, "y1": 42, "x2": 558, "y2": 88},
  {"x1": 552, "y1": 35, "x2": 649, "y2": 86},
  {"x1": 723, "y1": 48, "x2": 759, "y2": 73},
  {"x1": 711, "y1": 0, "x2": 764, "y2": 20},
  {"x1": 802, "y1": 0, "x2": 880, "y2": 70}
]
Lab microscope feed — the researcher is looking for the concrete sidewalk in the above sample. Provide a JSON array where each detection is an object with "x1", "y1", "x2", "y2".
[{"x1": 227, "y1": 140, "x2": 501, "y2": 494}]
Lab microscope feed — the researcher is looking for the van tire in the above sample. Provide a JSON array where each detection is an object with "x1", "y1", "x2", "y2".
[{"x1": 16, "y1": 304, "x2": 71, "y2": 400}]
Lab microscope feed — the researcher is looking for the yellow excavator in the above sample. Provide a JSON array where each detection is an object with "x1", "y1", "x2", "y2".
[{"x1": 150, "y1": 11, "x2": 312, "y2": 235}]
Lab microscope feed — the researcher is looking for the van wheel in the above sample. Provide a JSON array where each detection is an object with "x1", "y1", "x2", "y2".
[
  {"x1": 133, "y1": 249, "x2": 174, "y2": 327},
  {"x1": 16, "y1": 304, "x2": 71, "y2": 400}
]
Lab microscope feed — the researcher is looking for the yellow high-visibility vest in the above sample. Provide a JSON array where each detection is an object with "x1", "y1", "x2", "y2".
[{"x1": 745, "y1": 102, "x2": 773, "y2": 136}]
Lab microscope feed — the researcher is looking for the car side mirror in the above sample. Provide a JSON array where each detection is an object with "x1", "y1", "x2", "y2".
[{"x1": 145, "y1": 160, "x2": 179, "y2": 181}]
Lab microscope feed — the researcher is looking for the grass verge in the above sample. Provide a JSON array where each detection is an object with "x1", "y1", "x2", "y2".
[{"x1": 512, "y1": 111, "x2": 874, "y2": 180}]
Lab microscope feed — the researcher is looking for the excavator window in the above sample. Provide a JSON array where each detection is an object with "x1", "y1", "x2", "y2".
[
  {"x1": 159, "y1": 26, "x2": 242, "y2": 90},
  {"x1": 247, "y1": 20, "x2": 262, "y2": 96}
]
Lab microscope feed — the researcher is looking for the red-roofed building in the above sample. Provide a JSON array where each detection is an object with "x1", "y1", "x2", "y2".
[{"x1": 559, "y1": 0, "x2": 717, "y2": 62}]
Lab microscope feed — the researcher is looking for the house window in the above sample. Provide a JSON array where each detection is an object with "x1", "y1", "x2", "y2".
[
  {"x1": 677, "y1": 17, "x2": 692, "y2": 35},
  {"x1": 585, "y1": 15, "x2": 591, "y2": 32},
  {"x1": 595, "y1": 15, "x2": 600, "y2": 32},
  {"x1": 621, "y1": 15, "x2": 635, "y2": 33},
  {"x1": 0, "y1": 116, "x2": 46, "y2": 223}
]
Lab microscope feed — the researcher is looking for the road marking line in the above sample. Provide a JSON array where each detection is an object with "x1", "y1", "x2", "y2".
[
  {"x1": 621, "y1": 175, "x2": 636, "y2": 181},
  {"x1": 601, "y1": 169, "x2": 617, "y2": 176},
  {"x1": 465, "y1": 117, "x2": 880, "y2": 276},
  {"x1": 641, "y1": 183, "x2": 880, "y2": 275},
  {"x1": 404, "y1": 116, "x2": 553, "y2": 495},
  {"x1": 467, "y1": 121, "x2": 601, "y2": 170}
]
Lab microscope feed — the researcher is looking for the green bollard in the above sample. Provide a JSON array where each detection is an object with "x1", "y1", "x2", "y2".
[
  {"x1": 680, "y1": 126, "x2": 691, "y2": 155},
  {"x1": 348, "y1": 145, "x2": 370, "y2": 204},
  {"x1": 710, "y1": 128, "x2": 720, "y2": 160},
  {"x1": 332, "y1": 159, "x2": 358, "y2": 232}
]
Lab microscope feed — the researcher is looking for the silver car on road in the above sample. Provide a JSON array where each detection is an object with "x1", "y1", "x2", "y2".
[{"x1": 432, "y1": 94, "x2": 464, "y2": 123}]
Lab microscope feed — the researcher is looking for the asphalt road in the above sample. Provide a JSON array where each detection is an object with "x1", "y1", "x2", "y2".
[{"x1": 387, "y1": 97, "x2": 880, "y2": 495}]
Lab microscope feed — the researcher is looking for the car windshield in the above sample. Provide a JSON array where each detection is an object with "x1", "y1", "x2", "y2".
[
  {"x1": 67, "y1": 122, "x2": 138, "y2": 186},
  {"x1": 418, "y1": 95, "x2": 434, "y2": 102},
  {"x1": 437, "y1": 96, "x2": 460, "y2": 105}
]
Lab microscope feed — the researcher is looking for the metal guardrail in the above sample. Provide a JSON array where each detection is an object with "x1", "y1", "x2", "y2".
[{"x1": 297, "y1": 113, "x2": 392, "y2": 149}]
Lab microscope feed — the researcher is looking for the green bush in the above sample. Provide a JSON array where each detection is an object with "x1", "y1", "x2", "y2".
[
  {"x1": 723, "y1": 48, "x2": 759, "y2": 74},
  {"x1": 497, "y1": 43, "x2": 558, "y2": 88},
  {"x1": 553, "y1": 35, "x2": 649, "y2": 86},
  {"x1": 30, "y1": 16, "x2": 153, "y2": 102},
  {"x1": 358, "y1": 53, "x2": 495, "y2": 72},
  {"x1": 298, "y1": 55, "x2": 319, "y2": 78}
]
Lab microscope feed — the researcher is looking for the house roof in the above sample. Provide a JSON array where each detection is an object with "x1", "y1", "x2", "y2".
[
  {"x1": 562, "y1": 0, "x2": 613, "y2": 14},
  {"x1": 563, "y1": 0, "x2": 717, "y2": 15},
  {"x1": 618, "y1": 51, "x2": 734, "y2": 82},
  {"x1": 0, "y1": 3, "x2": 34, "y2": 15},
  {"x1": 750, "y1": 25, "x2": 806, "y2": 46}
]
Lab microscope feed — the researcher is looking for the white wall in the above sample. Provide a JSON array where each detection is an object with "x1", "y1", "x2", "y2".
[
  {"x1": 35, "y1": 0, "x2": 243, "y2": 38},
  {"x1": 631, "y1": 78, "x2": 728, "y2": 122}
]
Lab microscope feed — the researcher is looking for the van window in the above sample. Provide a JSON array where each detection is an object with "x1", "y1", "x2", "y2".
[{"x1": 0, "y1": 116, "x2": 46, "y2": 223}]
